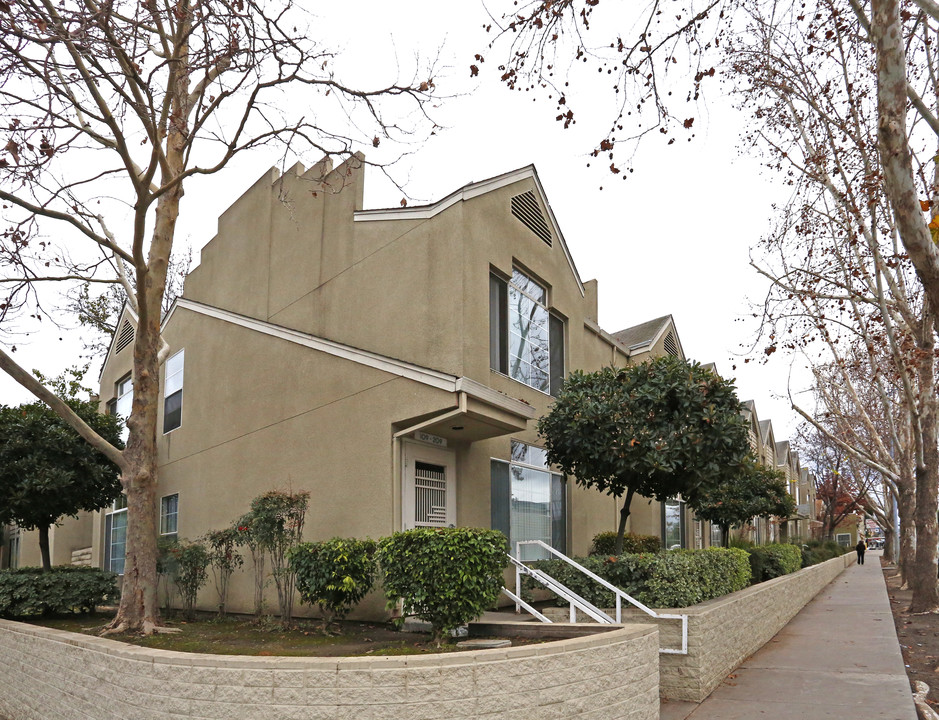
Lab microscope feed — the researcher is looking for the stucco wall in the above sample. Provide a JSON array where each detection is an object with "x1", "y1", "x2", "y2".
[
  {"x1": 0, "y1": 621, "x2": 659, "y2": 720},
  {"x1": 546, "y1": 553, "x2": 854, "y2": 702}
]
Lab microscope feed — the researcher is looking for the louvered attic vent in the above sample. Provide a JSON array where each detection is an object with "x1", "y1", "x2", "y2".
[
  {"x1": 511, "y1": 191, "x2": 552, "y2": 246},
  {"x1": 114, "y1": 320, "x2": 135, "y2": 354},
  {"x1": 663, "y1": 331, "x2": 679, "y2": 357}
]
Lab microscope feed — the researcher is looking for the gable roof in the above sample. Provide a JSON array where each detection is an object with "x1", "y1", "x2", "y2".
[
  {"x1": 98, "y1": 302, "x2": 138, "y2": 381},
  {"x1": 612, "y1": 316, "x2": 671, "y2": 350},
  {"x1": 353, "y1": 164, "x2": 585, "y2": 296},
  {"x1": 775, "y1": 440, "x2": 790, "y2": 465}
]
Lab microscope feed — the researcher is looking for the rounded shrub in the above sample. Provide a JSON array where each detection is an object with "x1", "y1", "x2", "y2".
[
  {"x1": 290, "y1": 538, "x2": 377, "y2": 632},
  {"x1": 377, "y1": 527, "x2": 508, "y2": 645},
  {"x1": 747, "y1": 543, "x2": 804, "y2": 583}
]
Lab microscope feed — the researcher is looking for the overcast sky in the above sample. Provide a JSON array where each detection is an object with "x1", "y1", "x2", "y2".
[{"x1": 0, "y1": 0, "x2": 812, "y2": 441}]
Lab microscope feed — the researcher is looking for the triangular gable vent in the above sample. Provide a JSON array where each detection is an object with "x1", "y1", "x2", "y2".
[
  {"x1": 663, "y1": 331, "x2": 679, "y2": 357},
  {"x1": 114, "y1": 320, "x2": 135, "y2": 354},
  {"x1": 511, "y1": 190, "x2": 552, "y2": 246}
]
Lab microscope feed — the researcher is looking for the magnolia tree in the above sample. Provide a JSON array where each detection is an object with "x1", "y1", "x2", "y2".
[
  {"x1": 537, "y1": 356, "x2": 752, "y2": 555},
  {"x1": 0, "y1": 0, "x2": 438, "y2": 633},
  {"x1": 691, "y1": 460, "x2": 795, "y2": 547}
]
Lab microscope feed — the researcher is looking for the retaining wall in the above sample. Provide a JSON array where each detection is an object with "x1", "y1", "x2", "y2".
[
  {"x1": 0, "y1": 620, "x2": 659, "y2": 720},
  {"x1": 545, "y1": 553, "x2": 854, "y2": 702}
]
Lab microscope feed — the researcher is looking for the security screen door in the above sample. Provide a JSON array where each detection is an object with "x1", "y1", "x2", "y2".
[{"x1": 402, "y1": 442, "x2": 456, "y2": 530}]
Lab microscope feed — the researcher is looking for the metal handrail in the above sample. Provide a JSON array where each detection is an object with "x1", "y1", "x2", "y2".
[
  {"x1": 512, "y1": 540, "x2": 688, "y2": 655},
  {"x1": 506, "y1": 554, "x2": 614, "y2": 624}
]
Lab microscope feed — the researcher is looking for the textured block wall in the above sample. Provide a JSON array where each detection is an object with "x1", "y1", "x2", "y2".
[{"x1": 0, "y1": 621, "x2": 659, "y2": 720}]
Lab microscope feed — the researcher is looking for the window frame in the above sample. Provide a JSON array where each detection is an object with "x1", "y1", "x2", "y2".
[
  {"x1": 490, "y1": 267, "x2": 565, "y2": 396},
  {"x1": 661, "y1": 497, "x2": 686, "y2": 550},
  {"x1": 160, "y1": 493, "x2": 179, "y2": 541},
  {"x1": 105, "y1": 495, "x2": 128, "y2": 575},
  {"x1": 491, "y1": 440, "x2": 567, "y2": 561},
  {"x1": 163, "y1": 349, "x2": 184, "y2": 434}
]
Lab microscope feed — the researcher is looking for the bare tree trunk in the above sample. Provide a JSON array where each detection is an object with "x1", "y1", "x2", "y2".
[
  {"x1": 38, "y1": 524, "x2": 51, "y2": 573},
  {"x1": 614, "y1": 487, "x2": 635, "y2": 555},
  {"x1": 898, "y1": 470, "x2": 917, "y2": 585},
  {"x1": 910, "y1": 345, "x2": 939, "y2": 611},
  {"x1": 873, "y1": 0, "x2": 939, "y2": 323}
]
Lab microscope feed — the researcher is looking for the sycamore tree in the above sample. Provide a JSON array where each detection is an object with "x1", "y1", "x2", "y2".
[
  {"x1": 0, "y1": 0, "x2": 438, "y2": 633},
  {"x1": 537, "y1": 356, "x2": 751, "y2": 555},
  {"x1": 691, "y1": 459, "x2": 795, "y2": 547},
  {"x1": 0, "y1": 374, "x2": 123, "y2": 571}
]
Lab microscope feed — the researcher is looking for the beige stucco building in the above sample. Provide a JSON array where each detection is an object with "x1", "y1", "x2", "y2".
[{"x1": 6, "y1": 157, "x2": 814, "y2": 615}]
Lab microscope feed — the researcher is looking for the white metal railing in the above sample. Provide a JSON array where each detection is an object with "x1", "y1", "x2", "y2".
[{"x1": 507, "y1": 540, "x2": 688, "y2": 655}]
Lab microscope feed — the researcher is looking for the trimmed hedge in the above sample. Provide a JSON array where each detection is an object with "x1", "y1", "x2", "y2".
[
  {"x1": 526, "y1": 547, "x2": 751, "y2": 609},
  {"x1": 0, "y1": 566, "x2": 118, "y2": 617},
  {"x1": 746, "y1": 543, "x2": 803, "y2": 584},
  {"x1": 589, "y1": 531, "x2": 661, "y2": 555},
  {"x1": 802, "y1": 539, "x2": 848, "y2": 568},
  {"x1": 378, "y1": 527, "x2": 508, "y2": 644}
]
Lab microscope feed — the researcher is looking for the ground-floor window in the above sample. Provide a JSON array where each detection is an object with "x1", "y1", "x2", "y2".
[
  {"x1": 710, "y1": 522, "x2": 723, "y2": 547},
  {"x1": 836, "y1": 533, "x2": 851, "y2": 547},
  {"x1": 161, "y1": 493, "x2": 179, "y2": 542},
  {"x1": 491, "y1": 440, "x2": 566, "y2": 561},
  {"x1": 105, "y1": 495, "x2": 128, "y2": 574},
  {"x1": 4, "y1": 527, "x2": 19, "y2": 569},
  {"x1": 662, "y1": 498, "x2": 685, "y2": 550}
]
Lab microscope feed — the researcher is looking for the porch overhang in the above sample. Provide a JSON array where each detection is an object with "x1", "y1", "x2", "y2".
[{"x1": 395, "y1": 377, "x2": 536, "y2": 443}]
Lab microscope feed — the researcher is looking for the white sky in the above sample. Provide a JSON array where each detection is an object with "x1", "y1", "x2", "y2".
[{"x1": 0, "y1": 0, "x2": 813, "y2": 441}]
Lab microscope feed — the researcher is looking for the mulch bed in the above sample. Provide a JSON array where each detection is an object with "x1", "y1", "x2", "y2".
[
  {"x1": 883, "y1": 557, "x2": 939, "y2": 710},
  {"x1": 25, "y1": 611, "x2": 544, "y2": 657}
]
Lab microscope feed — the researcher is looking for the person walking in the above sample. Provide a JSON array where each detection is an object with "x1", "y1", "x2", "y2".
[{"x1": 856, "y1": 538, "x2": 866, "y2": 565}]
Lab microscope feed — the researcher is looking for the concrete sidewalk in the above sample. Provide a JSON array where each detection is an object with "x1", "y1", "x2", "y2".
[{"x1": 661, "y1": 550, "x2": 917, "y2": 720}]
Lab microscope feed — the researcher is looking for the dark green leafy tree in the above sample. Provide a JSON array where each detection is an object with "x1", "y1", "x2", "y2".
[
  {"x1": 691, "y1": 460, "x2": 796, "y2": 547},
  {"x1": 538, "y1": 357, "x2": 751, "y2": 555},
  {"x1": 0, "y1": 378, "x2": 124, "y2": 571}
]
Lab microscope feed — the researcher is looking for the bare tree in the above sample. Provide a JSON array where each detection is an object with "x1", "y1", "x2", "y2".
[
  {"x1": 0, "y1": 0, "x2": 438, "y2": 633},
  {"x1": 736, "y1": 0, "x2": 939, "y2": 609}
]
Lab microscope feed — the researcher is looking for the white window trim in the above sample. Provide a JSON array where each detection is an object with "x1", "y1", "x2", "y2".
[
  {"x1": 160, "y1": 493, "x2": 179, "y2": 537},
  {"x1": 163, "y1": 349, "x2": 184, "y2": 435}
]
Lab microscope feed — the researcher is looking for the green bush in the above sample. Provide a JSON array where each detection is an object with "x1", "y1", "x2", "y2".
[
  {"x1": 378, "y1": 527, "x2": 508, "y2": 645},
  {"x1": 290, "y1": 538, "x2": 377, "y2": 631},
  {"x1": 589, "y1": 531, "x2": 661, "y2": 555},
  {"x1": 0, "y1": 566, "x2": 118, "y2": 617},
  {"x1": 746, "y1": 543, "x2": 803, "y2": 583},
  {"x1": 165, "y1": 540, "x2": 210, "y2": 620},
  {"x1": 802, "y1": 539, "x2": 847, "y2": 567},
  {"x1": 525, "y1": 547, "x2": 750, "y2": 609}
]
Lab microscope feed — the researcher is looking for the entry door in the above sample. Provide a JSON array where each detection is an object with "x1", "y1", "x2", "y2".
[{"x1": 402, "y1": 443, "x2": 456, "y2": 530}]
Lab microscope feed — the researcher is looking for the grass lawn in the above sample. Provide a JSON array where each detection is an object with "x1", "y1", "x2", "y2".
[{"x1": 26, "y1": 611, "x2": 538, "y2": 656}]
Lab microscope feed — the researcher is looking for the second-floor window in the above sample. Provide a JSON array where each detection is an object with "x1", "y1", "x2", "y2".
[
  {"x1": 107, "y1": 373, "x2": 133, "y2": 443},
  {"x1": 163, "y1": 349, "x2": 184, "y2": 433},
  {"x1": 490, "y1": 268, "x2": 564, "y2": 395}
]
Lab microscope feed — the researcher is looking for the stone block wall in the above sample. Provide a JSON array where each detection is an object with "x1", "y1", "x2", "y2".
[
  {"x1": 0, "y1": 620, "x2": 659, "y2": 720},
  {"x1": 545, "y1": 553, "x2": 854, "y2": 702}
]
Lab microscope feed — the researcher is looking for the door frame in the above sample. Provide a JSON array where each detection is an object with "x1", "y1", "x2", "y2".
[{"x1": 401, "y1": 440, "x2": 457, "y2": 530}]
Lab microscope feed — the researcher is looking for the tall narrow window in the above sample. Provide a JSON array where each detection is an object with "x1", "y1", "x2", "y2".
[
  {"x1": 490, "y1": 268, "x2": 565, "y2": 395},
  {"x1": 491, "y1": 440, "x2": 566, "y2": 561},
  {"x1": 160, "y1": 493, "x2": 179, "y2": 542},
  {"x1": 105, "y1": 495, "x2": 128, "y2": 575},
  {"x1": 662, "y1": 498, "x2": 685, "y2": 550},
  {"x1": 113, "y1": 374, "x2": 133, "y2": 442},
  {"x1": 163, "y1": 349, "x2": 184, "y2": 433}
]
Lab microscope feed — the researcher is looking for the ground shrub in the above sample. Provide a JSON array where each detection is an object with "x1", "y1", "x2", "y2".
[
  {"x1": 0, "y1": 566, "x2": 118, "y2": 617},
  {"x1": 290, "y1": 538, "x2": 377, "y2": 632},
  {"x1": 378, "y1": 527, "x2": 507, "y2": 645},
  {"x1": 166, "y1": 539, "x2": 210, "y2": 620},
  {"x1": 525, "y1": 547, "x2": 750, "y2": 609},
  {"x1": 747, "y1": 543, "x2": 803, "y2": 583},
  {"x1": 802, "y1": 539, "x2": 847, "y2": 567},
  {"x1": 589, "y1": 531, "x2": 661, "y2": 555}
]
